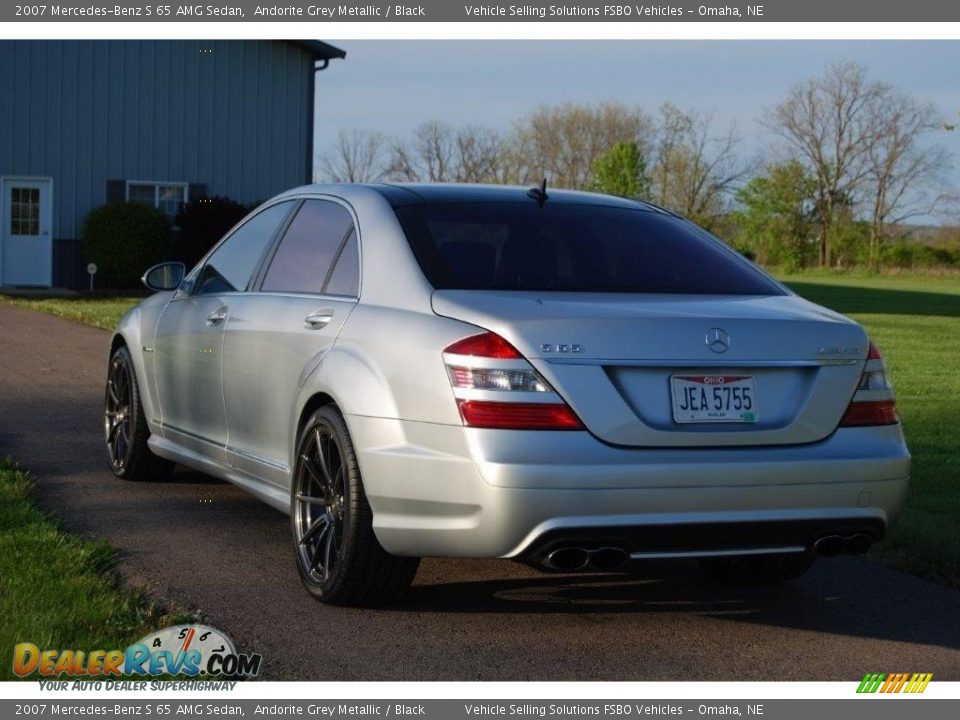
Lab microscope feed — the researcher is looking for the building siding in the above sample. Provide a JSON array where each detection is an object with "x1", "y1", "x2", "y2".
[{"x1": 0, "y1": 39, "x2": 316, "y2": 243}]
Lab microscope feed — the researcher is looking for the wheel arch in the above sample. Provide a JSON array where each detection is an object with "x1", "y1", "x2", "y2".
[
  {"x1": 291, "y1": 340, "x2": 402, "y2": 448},
  {"x1": 295, "y1": 392, "x2": 337, "y2": 446},
  {"x1": 109, "y1": 306, "x2": 163, "y2": 434},
  {"x1": 109, "y1": 331, "x2": 127, "y2": 355}
]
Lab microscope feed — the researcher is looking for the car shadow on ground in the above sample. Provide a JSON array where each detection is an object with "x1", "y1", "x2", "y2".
[
  {"x1": 401, "y1": 557, "x2": 960, "y2": 652},
  {"x1": 786, "y1": 282, "x2": 960, "y2": 317}
]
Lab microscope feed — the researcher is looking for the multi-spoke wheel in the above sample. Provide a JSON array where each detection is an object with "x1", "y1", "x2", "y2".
[
  {"x1": 104, "y1": 345, "x2": 173, "y2": 482},
  {"x1": 291, "y1": 405, "x2": 419, "y2": 606},
  {"x1": 293, "y1": 422, "x2": 347, "y2": 584}
]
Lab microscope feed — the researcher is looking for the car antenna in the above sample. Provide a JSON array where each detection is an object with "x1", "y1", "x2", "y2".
[{"x1": 527, "y1": 177, "x2": 549, "y2": 207}]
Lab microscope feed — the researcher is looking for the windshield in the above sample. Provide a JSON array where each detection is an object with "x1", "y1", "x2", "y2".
[{"x1": 395, "y1": 202, "x2": 784, "y2": 295}]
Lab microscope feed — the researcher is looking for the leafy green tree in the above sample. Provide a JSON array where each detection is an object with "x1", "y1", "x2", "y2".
[
  {"x1": 733, "y1": 161, "x2": 818, "y2": 270},
  {"x1": 590, "y1": 141, "x2": 651, "y2": 199},
  {"x1": 826, "y1": 200, "x2": 870, "y2": 269}
]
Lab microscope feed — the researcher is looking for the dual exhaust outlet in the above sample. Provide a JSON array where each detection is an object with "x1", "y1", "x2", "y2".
[
  {"x1": 543, "y1": 532, "x2": 875, "y2": 571},
  {"x1": 544, "y1": 546, "x2": 629, "y2": 572}
]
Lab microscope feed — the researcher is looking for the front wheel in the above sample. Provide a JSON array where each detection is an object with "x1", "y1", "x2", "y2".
[
  {"x1": 291, "y1": 405, "x2": 419, "y2": 606},
  {"x1": 104, "y1": 345, "x2": 173, "y2": 482},
  {"x1": 699, "y1": 552, "x2": 815, "y2": 586}
]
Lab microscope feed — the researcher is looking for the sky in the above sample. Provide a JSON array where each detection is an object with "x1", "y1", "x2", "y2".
[{"x1": 313, "y1": 40, "x2": 960, "y2": 220}]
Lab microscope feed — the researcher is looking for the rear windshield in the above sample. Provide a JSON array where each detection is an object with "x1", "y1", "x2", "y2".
[{"x1": 395, "y1": 202, "x2": 784, "y2": 295}]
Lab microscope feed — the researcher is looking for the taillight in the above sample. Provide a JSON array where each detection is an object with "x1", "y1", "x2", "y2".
[
  {"x1": 840, "y1": 400, "x2": 899, "y2": 427},
  {"x1": 443, "y1": 332, "x2": 522, "y2": 359},
  {"x1": 447, "y1": 366, "x2": 550, "y2": 393},
  {"x1": 457, "y1": 401, "x2": 584, "y2": 430},
  {"x1": 443, "y1": 331, "x2": 584, "y2": 431},
  {"x1": 839, "y1": 342, "x2": 899, "y2": 427}
]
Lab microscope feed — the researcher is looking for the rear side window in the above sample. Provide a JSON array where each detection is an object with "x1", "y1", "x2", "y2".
[
  {"x1": 395, "y1": 202, "x2": 783, "y2": 295},
  {"x1": 261, "y1": 199, "x2": 358, "y2": 296},
  {"x1": 193, "y1": 201, "x2": 294, "y2": 295},
  {"x1": 323, "y1": 230, "x2": 359, "y2": 297}
]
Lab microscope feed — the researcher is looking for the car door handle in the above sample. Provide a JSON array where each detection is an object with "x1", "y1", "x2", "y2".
[
  {"x1": 304, "y1": 310, "x2": 334, "y2": 329},
  {"x1": 206, "y1": 308, "x2": 228, "y2": 326}
]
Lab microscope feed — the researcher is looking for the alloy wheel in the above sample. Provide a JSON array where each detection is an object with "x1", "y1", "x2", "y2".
[
  {"x1": 293, "y1": 424, "x2": 347, "y2": 583},
  {"x1": 104, "y1": 354, "x2": 133, "y2": 470}
]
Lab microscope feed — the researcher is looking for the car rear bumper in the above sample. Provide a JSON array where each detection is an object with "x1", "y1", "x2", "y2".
[{"x1": 347, "y1": 415, "x2": 910, "y2": 559}]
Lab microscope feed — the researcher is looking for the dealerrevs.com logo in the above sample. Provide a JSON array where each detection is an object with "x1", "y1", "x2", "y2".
[
  {"x1": 13, "y1": 625, "x2": 262, "y2": 679},
  {"x1": 857, "y1": 673, "x2": 933, "y2": 694}
]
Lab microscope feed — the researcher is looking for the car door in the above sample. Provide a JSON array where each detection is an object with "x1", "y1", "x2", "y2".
[
  {"x1": 221, "y1": 198, "x2": 360, "y2": 488},
  {"x1": 153, "y1": 200, "x2": 296, "y2": 461}
]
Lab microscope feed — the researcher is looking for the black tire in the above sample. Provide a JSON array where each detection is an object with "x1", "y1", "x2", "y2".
[
  {"x1": 291, "y1": 405, "x2": 420, "y2": 607},
  {"x1": 104, "y1": 345, "x2": 174, "y2": 482},
  {"x1": 699, "y1": 552, "x2": 815, "y2": 586}
]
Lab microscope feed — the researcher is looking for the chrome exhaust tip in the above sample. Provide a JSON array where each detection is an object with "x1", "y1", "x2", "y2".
[
  {"x1": 589, "y1": 547, "x2": 629, "y2": 571},
  {"x1": 844, "y1": 533, "x2": 873, "y2": 555},
  {"x1": 545, "y1": 548, "x2": 590, "y2": 572},
  {"x1": 814, "y1": 535, "x2": 845, "y2": 556}
]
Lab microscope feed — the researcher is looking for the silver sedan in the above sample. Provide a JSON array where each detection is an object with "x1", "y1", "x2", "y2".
[{"x1": 104, "y1": 183, "x2": 910, "y2": 605}]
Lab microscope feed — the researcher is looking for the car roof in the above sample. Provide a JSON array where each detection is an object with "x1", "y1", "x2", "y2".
[{"x1": 277, "y1": 182, "x2": 667, "y2": 213}]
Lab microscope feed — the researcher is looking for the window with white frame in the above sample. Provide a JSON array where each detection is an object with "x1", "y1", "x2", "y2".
[{"x1": 126, "y1": 182, "x2": 188, "y2": 219}]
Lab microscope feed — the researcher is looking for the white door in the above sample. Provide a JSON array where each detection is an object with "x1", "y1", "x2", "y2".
[{"x1": 1, "y1": 178, "x2": 53, "y2": 287}]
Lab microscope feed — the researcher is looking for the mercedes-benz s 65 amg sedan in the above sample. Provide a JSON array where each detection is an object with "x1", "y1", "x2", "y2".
[{"x1": 104, "y1": 183, "x2": 910, "y2": 606}]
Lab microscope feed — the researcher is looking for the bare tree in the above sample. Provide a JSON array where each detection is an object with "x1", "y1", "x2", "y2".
[
  {"x1": 651, "y1": 103, "x2": 749, "y2": 229},
  {"x1": 455, "y1": 126, "x2": 506, "y2": 183},
  {"x1": 318, "y1": 128, "x2": 390, "y2": 183},
  {"x1": 865, "y1": 93, "x2": 949, "y2": 268},
  {"x1": 511, "y1": 102, "x2": 654, "y2": 190},
  {"x1": 389, "y1": 122, "x2": 511, "y2": 184},
  {"x1": 764, "y1": 63, "x2": 888, "y2": 266},
  {"x1": 389, "y1": 121, "x2": 458, "y2": 182}
]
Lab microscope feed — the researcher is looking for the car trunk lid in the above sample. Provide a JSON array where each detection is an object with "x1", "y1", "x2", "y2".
[{"x1": 432, "y1": 290, "x2": 867, "y2": 447}]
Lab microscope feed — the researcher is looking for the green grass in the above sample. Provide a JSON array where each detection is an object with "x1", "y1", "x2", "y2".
[
  {"x1": 1, "y1": 296, "x2": 140, "y2": 331},
  {"x1": 0, "y1": 458, "x2": 195, "y2": 681},
  {"x1": 780, "y1": 273, "x2": 960, "y2": 587}
]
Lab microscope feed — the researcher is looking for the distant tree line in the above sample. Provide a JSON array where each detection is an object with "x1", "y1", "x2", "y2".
[{"x1": 318, "y1": 62, "x2": 957, "y2": 272}]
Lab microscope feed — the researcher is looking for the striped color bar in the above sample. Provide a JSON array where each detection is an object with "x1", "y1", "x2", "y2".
[
  {"x1": 857, "y1": 672, "x2": 932, "y2": 693},
  {"x1": 905, "y1": 673, "x2": 934, "y2": 693}
]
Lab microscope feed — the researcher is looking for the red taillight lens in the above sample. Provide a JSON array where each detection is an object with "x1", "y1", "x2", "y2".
[
  {"x1": 457, "y1": 400, "x2": 585, "y2": 430},
  {"x1": 444, "y1": 331, "x2": 583, "y2": 430},
  {"x1": 444, "y1": 332, "x2": 522, "y2": 359},
  {"x1": 839, "y1": 339, "x2": 898, "y2": 427},
  {"x1": 839, "y1": 400, "x2": 899, "y2": 427}
]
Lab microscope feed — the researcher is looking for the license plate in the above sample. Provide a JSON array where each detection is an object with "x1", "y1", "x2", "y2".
[{"x1": 670, "y1": 375, "x2": 758, "y2": 424}]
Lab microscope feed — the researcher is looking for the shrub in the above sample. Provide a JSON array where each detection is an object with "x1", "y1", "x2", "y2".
[
  {"x1": 82, "y1": 203, "x2": 172, "y2": 287},
  {"x1": 879, "y1": 239, "x2": 915, "y2": 269},
  {"x1": 173, "y1": 196, "x2": 250, "y2": 268},
  {"x1": 912, "y1": 244, "x2": 960, "y2": 269},
  {"x1": 879, "y1": 240, "x2": 960, "y2": 270}
]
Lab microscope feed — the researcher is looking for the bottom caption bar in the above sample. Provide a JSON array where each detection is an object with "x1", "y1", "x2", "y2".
[{"x1": 3, "y1": 700, "x2": 957, "y2": 720}]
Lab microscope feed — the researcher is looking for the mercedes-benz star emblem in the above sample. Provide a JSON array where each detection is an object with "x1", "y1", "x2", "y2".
[{"x1": 706, "y1": 328, "x2": 730, "y2": 353}]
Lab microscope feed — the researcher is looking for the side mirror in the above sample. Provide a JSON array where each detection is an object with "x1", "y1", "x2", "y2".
[{"x1": 142, "y1": 262, "x2": 185, "y2": 292}]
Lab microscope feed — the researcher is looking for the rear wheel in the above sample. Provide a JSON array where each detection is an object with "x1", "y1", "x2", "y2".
[
  {"x1": 104, "y1": 345, "x2": 173, "y2": 482},
  {"x1": 291, "y1": 405, "x2": 420, "y2": 606},
  {"x1": 699, "y1": 552, "x2": 815, "y2": 586}
]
